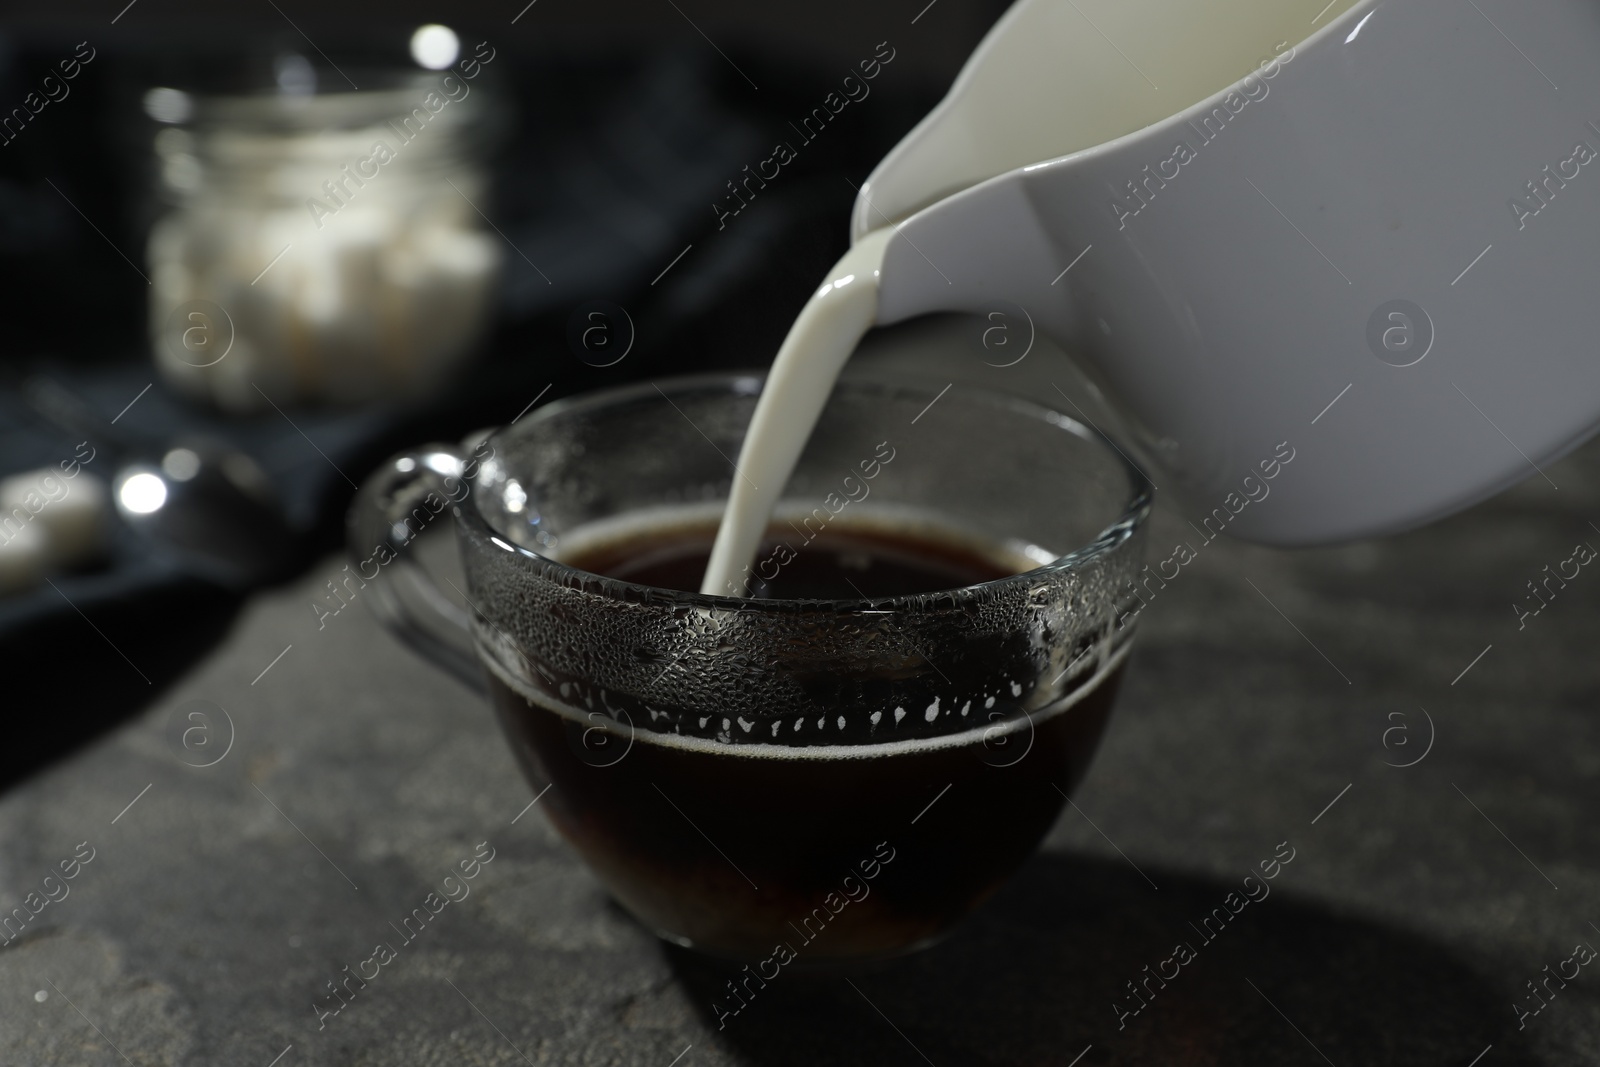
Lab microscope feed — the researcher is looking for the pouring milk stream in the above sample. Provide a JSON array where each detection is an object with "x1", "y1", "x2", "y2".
[{"x1": 702, "y1": 0, "x2": 1600, "y2": 595}]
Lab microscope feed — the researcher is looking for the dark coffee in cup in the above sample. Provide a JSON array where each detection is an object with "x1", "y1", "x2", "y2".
[{"x1": 488, "y1": 517, "x2": 1127, "y2": 962}]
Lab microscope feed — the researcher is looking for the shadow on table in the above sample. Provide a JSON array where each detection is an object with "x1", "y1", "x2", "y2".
[
  {"x1": 0, "y1": 569, "x2": 237, "y2": 793},
  {"x1": 664, "y1": 851, "x2": 1529, "y2": 1066}
]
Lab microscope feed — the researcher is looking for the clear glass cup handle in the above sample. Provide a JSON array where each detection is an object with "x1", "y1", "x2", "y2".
[{"x1": 347, "y1": 444, "x2": 486, "y2": 692}]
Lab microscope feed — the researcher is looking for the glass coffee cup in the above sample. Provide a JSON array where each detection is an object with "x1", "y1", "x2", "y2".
[{"x1": 350, "y1": 374, "x2": 1151, "y2": 963}]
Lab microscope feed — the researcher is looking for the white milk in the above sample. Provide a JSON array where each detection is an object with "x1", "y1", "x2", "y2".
[
  {"x1": 699, "y1": 228, "x2": 893, "y2": 595},
  {"x1": 699, "y1": 0, "x2": 1366, "y2": 595}
]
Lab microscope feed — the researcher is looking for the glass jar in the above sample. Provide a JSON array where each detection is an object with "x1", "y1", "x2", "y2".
[{"x1": 145, "y1": 72, "x2": 502, "y2": 411}]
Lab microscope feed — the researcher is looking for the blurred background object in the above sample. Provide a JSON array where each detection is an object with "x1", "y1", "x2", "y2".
[
  {"x1": 0, "y1": 1, "x2": 1009, "y2": 787},
  {"x1": 145, "y1": 45, "x2": 503, "y2": 410},
  {"x1": 0, "y1": 461, "x2": 109, "y2": 593}
]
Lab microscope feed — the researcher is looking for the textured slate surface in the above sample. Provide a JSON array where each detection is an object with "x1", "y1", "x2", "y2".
[{"x1": 2, "y1": 324, "x2": 1598, "y2": 1066}]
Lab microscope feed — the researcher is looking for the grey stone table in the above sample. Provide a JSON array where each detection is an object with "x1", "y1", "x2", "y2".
[{"x1": 3, "y1": 324, "x2": 1598, "y2": 1065}]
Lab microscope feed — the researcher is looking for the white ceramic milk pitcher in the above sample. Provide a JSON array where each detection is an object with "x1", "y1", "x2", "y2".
[{"x1": 852, "y1": 0, "x2": 1600, "y2": 545}]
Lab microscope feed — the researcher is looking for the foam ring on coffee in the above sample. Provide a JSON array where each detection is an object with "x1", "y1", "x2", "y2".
[{"x1": 481, "y1": 636, "x2": 1131, "y2": 760}]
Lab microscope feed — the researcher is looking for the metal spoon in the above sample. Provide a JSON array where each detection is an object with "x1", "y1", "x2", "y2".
[{"x1": 23, "y1": 376, "x2": 300, "y2": 586}]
